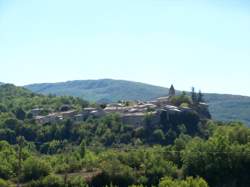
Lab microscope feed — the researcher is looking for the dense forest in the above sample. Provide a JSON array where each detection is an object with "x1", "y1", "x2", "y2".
[{"x1": 0, "y1": 84, "x2": 250, "y2": 187}]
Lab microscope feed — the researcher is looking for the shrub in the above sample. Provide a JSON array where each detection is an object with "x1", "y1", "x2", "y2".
[
  {"x1": 0, "y1": 178, "x2": 11, "y2": 187},
  {"x1": 0, "y1": 160, "x2": 13, "y2": 179},
  {"x1": 159, "y1": 177, "x2": 208, "y2": 187},
  {"x1": 68, "y1": 176, "x2": 88, "y2": 187},
  {"x1": 22, "y1": 157, "x2": 51, "y2": 182},
  {"x1": 25, "y1": 175, "x2": 63, "y2": 187}
]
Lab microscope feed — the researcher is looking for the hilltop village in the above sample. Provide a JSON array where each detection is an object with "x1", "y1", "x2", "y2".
[{"x1": 32, "y1": 85, "x2": 209, "y2": 126}]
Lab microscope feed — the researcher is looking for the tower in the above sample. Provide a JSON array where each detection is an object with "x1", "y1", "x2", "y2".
[{"x1": 169, "y1": 84, "x2": 175, "y2": 97}]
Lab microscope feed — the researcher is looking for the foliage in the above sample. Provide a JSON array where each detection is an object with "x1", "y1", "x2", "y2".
[
  {"x1": 22, "y1": 157, "x2": 51, "y2": 182},
  {"x1": 182, "y1": 124, "x2": 250, "y2": 187},
  {"x1": 1, "y1": 84, "x2": 250, "y2": 186},
  {"x1": 25, "y1": 175, "x2": 63, "y2": 187},
  {"x1": 0, "y1": 178, "x2": 11, "y2": 187},
  {"x1": 169, "y1": 92, "x2": 192, "y2": 107},
  {"x1": 159, "y1": 177, "x2": 208, "y2": 187},
  {"x1": 0, "y1": 141, "x2": 17, "y2": 179},
  {"x1": 67, "y1": 176, "x2": 88, "y2": 187},
  {"x1": 79, "y1": 140, "x2": 86, "y2": 158}
]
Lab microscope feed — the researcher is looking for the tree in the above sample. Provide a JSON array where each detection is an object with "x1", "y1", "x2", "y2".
[
  {"x1": 165, "y1": 129, "x2": 177, "y2": 145},
  {"x1": 0, "y1": 141, "x2": 16, "y2": 180},
  {"x1": 144, "y1": 155, "x2": 178, "y2": 186},
  {"x1": 0, "y1": 178, "x2": 11, "y2": 187},
  {"x1": 62, "y1": 120, "x2": 73, "y2": 139},
  {"x1": 191, "y1": 87, "x2": 198, "y2": 104},
  {"x1": 159, "y1": 177, "x2": 208, "y2": 187},
  {"x1": 40, "y1": 175, "x2": 63, "y2": 187},
  {"x1": 79, "y1": 140, "x2": 86, "y2": 158},
  {"x1": 17, "y1": 136, "x2": 25, "y2": 187},
  {"x1": 67, "y1": 176, "x2": 87, "y2": 187},
  {"x1": 197, "y1": 90, "x2": 204, "y2": 103},
  {"x1": 152, "y1": 129, "x2": 165, "y2": 144},
  {"x1": 0, "y1": 160, "x2": 13, "y2": 180},
  {"x1": 169, "y1": 92, "x2": 192, "y2": 107},
  {"x1": 15, "y1": 108, "x2": 26, "y2": 120},
  {"x1": 92, "y1": 158, "x2": 136, "y2": 187},
  {"x1": 22, "y1": 157, "x2": 51, "y2": 182},
  {"x1": 25, "y1": 174, "x2": 63, "y2": 187},
  {"x1": 0, "y1": 104, "x2": 7, "y2": 113},
  {"x1": 4, "y1": 118, "x2": 19, "y2": 130}
]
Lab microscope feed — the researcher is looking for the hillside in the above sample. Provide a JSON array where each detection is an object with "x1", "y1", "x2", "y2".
[
  {"x1": 25, "y1": 79, "x2": 169, "y2": 103},
  {"x1": 25, "y1": 79, "x2": 250, "y2": 126},
  {"x1": 0, "y1": 84, "x2": 88, "y2": 113},
  {"x1": 205, "y1": 94, "x2": 250, "y2": 125},
  {"x1": 1, "y1": 84, "x2": 250, "y2": 187}
]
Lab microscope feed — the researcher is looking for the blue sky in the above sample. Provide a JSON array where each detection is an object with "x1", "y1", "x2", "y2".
[{"x1": 0, "y1": 0, "x2": 250, "y2": 95}]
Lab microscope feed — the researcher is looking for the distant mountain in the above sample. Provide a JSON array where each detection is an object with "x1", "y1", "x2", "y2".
[
  {"x1": 25, "y1": 79, "x2": 250, "y2": 126},
  {"x1": 204, "y1": 94, "x2": 250, "y2": 126},
  {"x1": 25, "y1": 79, "x2": 169, "y2": 103}
]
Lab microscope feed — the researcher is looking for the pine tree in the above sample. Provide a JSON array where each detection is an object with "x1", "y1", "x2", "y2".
[
  {"x1": 191, "y1": 87, "x2": 198, "y2": 104},
  {"x1": 79, "y1": 140, "x2": 86, "y2": 158},
  {"x1": 16, "y1": 136, "x2": 25, "y2": 187},
  {"x1": 198, "y1": 90, "x2": 204, "y2": 103}
]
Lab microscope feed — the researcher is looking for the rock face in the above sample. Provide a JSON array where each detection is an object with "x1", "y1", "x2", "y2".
[{"x1": 195, "y1": 103, "x2": 211, "y2": 120}]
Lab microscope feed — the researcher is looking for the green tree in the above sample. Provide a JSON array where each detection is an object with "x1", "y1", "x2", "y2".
[
  {"x1": 197, "y1": 90, "x2": 204, "y2": 103},
  {"x1": 67, "y1": 176, "x2": 87, "y2": 187},
  {"x1": 22, "y1": 157, "x2": 51, "y2": 182},
  {"x1": 15, "y1": 108, "x2": 26, "y2": 120},
  {"x1": 17, "y1": 136, "x2": 25, "y2": 186},
  {"x1": 0, "y1": 178, "x2": 11, "y2": 187},
  {"x1": 159, "y1": 177, "x2": 208, "y2": 187},
  {"x1": 79, "y1": 140, "x2": 86, "y2": 158},
  {"x1": 191, "y1": 87, "x2": 198, "y2": 104},
  {"x1": 152, "y1": 129, "x2": 165, "y2": 144}
]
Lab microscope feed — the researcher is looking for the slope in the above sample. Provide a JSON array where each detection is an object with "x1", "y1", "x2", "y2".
[{"x1": 25, "y1": 79, "x2": 250, "y2": 126}]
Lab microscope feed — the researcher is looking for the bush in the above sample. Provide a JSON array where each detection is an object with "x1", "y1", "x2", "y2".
[
  {"x1": 0, "y1": 160, "x2": 13, "y2": 179},
  {"x1": 0, "y1": 141, "x2": 16, "y2": 179},
  {"x1": 0, "y1": 178, "x2": 11, "y2": 187},
  {"x1": 22, "y1": 157, "x2": 51, "y2": 182},
  {"x1": 159, "y1": 177, "x2": 208, "y2": 187},
  {"x1": 25, "y1": 175, "x2": 63, "y2": 187},
  {"x1": 170, "y1": 93, "x2": 192, "y2": 107},
  {"x1": 91, "y1": 158, "x2": 136, "y2": 187},
  {"x1": 68, "y1": 176, "x2": 87, "y2": 187},
  {"x1": 41, "y1": 175, "x2": 63, "y2": 187},
  {"x1": 152, "y1": 129, "x2": 165, "y2": 144}
]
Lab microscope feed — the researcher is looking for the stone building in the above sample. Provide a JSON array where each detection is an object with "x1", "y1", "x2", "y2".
[
  {"x1": 30, "y1": 108, "x2": 44, "y2": 117},
  {"x1": 35, "y1": 113, "x2": 59, "y2": 125}
]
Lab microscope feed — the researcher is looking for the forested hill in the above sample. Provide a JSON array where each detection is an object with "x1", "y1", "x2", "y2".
[
  {"x1": 25, "y1": 79, "x2": 169, "y2": 102},
  {"x1": 25, "y1": 79, "x2": 250, "y2": 126},
  {"x1": 1, "y1": 83, "x2": 250, "y2": 187},
  {"x1": 0, "y1": 84, "x2": 89, "y2": 113}
]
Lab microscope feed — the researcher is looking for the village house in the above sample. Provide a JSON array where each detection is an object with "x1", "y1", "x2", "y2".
[
  {"x1": 61, "y1": 110, "x2": 77, "y2": 118},
  {"x1": 35, "y1": 113, "x2": 59, "y2": 125},
  {"x1": 73, "y1": 114, "x2": 84, "y2": 122},
  {"x1": 33, "y1": 84, "x2": 194, "y2": 127},
  {"x1": 30, "y1": 108, "x2": 44, "y2": 117}
]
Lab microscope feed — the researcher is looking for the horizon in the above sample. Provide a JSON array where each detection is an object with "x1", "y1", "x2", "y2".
[
  {"x1": 0, "y1": 0, "x2": 250, "y2": 96},
  {"x1": 1, "y1": 78, "x2": 250, "y2": 97}
]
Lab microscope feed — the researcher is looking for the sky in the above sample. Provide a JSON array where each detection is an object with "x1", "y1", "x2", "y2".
[{"x1": 0, "y1": 0, "x2": 250, "y2": 96}]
